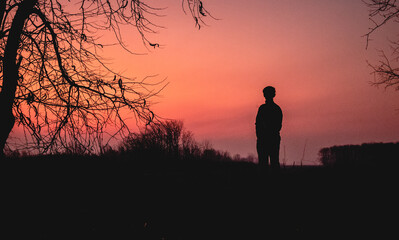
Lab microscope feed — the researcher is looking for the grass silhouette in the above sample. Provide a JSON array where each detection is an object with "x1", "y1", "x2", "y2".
[{"x1": 3, "y1": 152, "x2": 396, "y2": 240}]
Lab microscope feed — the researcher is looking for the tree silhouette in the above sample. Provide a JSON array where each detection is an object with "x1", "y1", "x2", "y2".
[
  {"x1": 363, "y1": 0, "x2": 399, "y2": 91},
  {"x1": 0, "y1": 0, "x2": 212, "y2": 155}
]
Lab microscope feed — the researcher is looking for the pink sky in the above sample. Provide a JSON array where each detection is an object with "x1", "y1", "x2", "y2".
[
  {"x1": 101, "y1": 0, "x2": 399, "y2": 164},
  {"x1": 10, "y1": 0, "x2": 398, "y2": 164}
]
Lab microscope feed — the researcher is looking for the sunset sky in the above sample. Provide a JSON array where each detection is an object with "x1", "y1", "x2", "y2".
[
  {"x1": 10, "y1": 0, "x2": 398, "y2": 164},
  {"x1": 98, "y1": 0, "x2": 399, "y2": 165}
]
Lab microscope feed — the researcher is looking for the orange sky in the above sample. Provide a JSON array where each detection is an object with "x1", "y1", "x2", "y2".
[
  {"x1": 98, "y1": 0, "x2": 399, "y2": 164},
  {"x1": 11, "y1": 0, "x2": 399, "y2": 164}
]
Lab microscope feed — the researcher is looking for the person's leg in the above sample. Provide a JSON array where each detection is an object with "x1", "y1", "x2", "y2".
[
  {"x1": 257, "y1": 140, "x2": 270, "y2": 180},
  {"x1": 269, "y1": 137, "x2": 280, "y2": 169},
  {"x1": 257, "y1": 140, "x2": 269, "y2": 168}
]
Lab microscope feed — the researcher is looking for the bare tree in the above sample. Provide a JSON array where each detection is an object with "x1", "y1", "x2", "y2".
[
  {"x1": 363, "y1": 0, "x2": 399, "y2": 91},
  {"x1": 0, "y1": 0, "x2": 212, "y2": 156}
]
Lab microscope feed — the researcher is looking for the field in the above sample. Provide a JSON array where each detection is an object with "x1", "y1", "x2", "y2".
[{"x1": 3, "y1": 156, "x2": 396, "y2": 239}]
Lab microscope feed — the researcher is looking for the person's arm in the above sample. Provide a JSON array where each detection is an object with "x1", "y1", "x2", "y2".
[
  {"x1": 255, "y1": 106, "x2": 262, "y2": 138},
  {"x1": 278, "y1": 107, "x2": 283, "y2": 131}
]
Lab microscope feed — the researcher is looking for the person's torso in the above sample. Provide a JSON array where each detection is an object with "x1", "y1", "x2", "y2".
[{"x1": 256, "y1": 102, "x2": 282, "y2": 136}]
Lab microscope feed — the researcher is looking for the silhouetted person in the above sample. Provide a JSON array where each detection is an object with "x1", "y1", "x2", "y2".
[{"x1": 256, "y1": 86, "x2": 283, "y2": 170}]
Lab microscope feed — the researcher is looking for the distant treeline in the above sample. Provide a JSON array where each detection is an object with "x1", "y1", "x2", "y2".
[{"x1": 319, "y1": 142, "x2": 399, "y2": 167}]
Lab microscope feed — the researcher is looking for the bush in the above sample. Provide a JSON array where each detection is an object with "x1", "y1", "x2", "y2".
[{"x1": 120, "y1": 120, "x2": 236, "y2": 162}]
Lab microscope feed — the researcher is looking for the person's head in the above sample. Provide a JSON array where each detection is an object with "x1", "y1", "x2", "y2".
[{"x1": 263, "y1": 86, "x2": 276, "y2": 100}]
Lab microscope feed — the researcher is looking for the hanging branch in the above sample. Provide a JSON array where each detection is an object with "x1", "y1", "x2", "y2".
[
  {"x1": 363, "y1": 0, "x2": 399, "y2": 91},
  {"x1": 0, "y1": 0, "x2": 213, "y2": 155}
]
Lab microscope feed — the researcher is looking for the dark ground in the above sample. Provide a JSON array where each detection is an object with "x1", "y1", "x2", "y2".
[{"x1": 2, "y1": 156, "x2": 397, "y2": 239}]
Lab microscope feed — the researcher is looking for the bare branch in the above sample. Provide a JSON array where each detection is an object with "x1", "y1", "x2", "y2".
[
  {"x1": 363, "y1": 0, "x2": 399, "y2": 49},
  {"x1": 0, "y1": 0, "x2": 213, "y2": 155},
  {"x1": 363, "y1": 0, "x2": 399, "y2": 92}
]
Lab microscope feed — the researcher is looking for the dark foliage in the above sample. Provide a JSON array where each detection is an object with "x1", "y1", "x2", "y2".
[
  {"x1": 5, "y1": 119, "x2": 256, "y2": 163},
  {"x1": 118, "y1": 119, "x2": 250, "y2": 163},
  {"x1": 319, "y1": 142, "x2": 399, "y2": 167}
]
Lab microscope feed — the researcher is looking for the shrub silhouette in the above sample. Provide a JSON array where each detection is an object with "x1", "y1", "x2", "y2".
[
  {"x1": 121, "y1": 120, "x2": 182, "y2": 160},
  {"x1": 120, "y1": 120, "x2": 238, "y2": 163}
]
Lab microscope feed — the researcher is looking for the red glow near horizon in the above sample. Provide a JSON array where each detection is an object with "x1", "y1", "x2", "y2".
[{"x1": 10, "y1": 0, "x2": 399, "y2": 164}]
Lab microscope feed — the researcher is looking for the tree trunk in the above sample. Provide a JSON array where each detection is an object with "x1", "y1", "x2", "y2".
[
  {"x1": 0, "y1": 0, "x2": 37, "y2": 156},
  {"x1": 0, "y1": 2, "x2": 6, "y2": 32}
]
